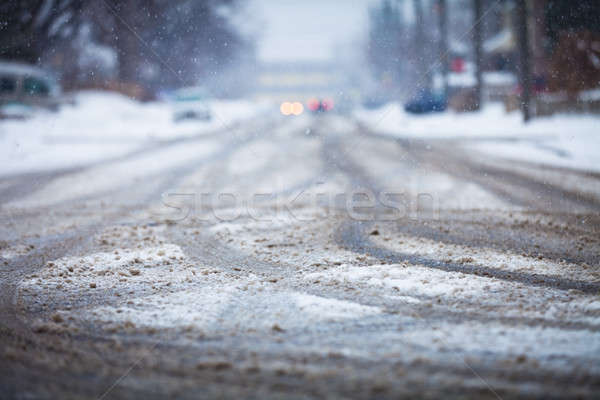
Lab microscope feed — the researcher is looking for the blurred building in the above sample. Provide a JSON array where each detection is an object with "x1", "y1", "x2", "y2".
[
  {"x1": 448, "y1": 0, "x2": 600, "y2": 114},
  {"x1": 530, "y1": 0, "x2": 600, "y2": 114},
  {"x1": 253, "y1": 61, "x2": 360, "y2": 112}
]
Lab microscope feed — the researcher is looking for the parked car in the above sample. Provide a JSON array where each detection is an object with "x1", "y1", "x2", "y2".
[
  {"x1": 169, "y1": 86, "x2": 211, "y2": 122},
  {"x1": 0, "y1": 61, "x2": 62, "y2": 118},
  {"x1": 404, "y1": 89, "x2": 447, "y2": 114}
]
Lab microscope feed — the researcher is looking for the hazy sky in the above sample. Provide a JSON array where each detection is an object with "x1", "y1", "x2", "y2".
[{"x1": 251, "y1": 0, "x2": 375, "y2": 62}]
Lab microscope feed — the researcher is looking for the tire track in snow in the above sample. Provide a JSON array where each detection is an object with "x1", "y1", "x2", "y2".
[
  {"x1": 335, "y1": 219, "x2": 600, "y2": 295},
  {"x1": 321, "y1": 120, "x2": 600, "y2": 294}
]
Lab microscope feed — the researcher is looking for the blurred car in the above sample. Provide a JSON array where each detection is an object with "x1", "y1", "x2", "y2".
[
  {"x1": 280, "y1": 101, "x2": 304, "y2": 116},
  {"x1": 307, "y1": 98, "x2": 334, "y2": 113},
  {"x1": 0, "y1": 61, "x2": 62, "y2": 118},
  {"x1": 404, "y1": 89, "x2": 447, "y2": 114},
  {"x1": 169, "y1": 86, "x2": 211, "y2": 122}
]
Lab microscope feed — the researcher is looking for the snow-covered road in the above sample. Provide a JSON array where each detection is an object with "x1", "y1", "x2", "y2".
[{"x1": 1, "y1": 98, "x2": 599, "y2": 399}]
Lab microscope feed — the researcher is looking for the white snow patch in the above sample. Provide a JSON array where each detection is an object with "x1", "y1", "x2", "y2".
[
  {"x1": 355, "y1": 103, "x2": 600, "y2": 172},
  {"x1": 292, "y1": 292, "x2": 381, "y2": 319},
  {"x1": 0, "y1": 243, "x2": 33, "y2": 259},
  {"x1": 83, "y1": 286, "x2": 381, "y2": 334},
  {"x1": 304, "y1": 263, "x2": 497, "y2": 298},
  {"x1": 402, "y1": 321, "x2": 600, "y2": 368},
  {"x1": 384, "y1": 294, "x2": 421, "y2": 304},
  {"x1": 19, "y1": 244, "x2": 189, "y2": 295},
  {"x1": 91, "y1": 285, "x2": 240, "y2": 330},
  {"x1": 5, "y1": 137, "x2": 220, "y2": 208},
  {"x1": 0, "y1": 91, "x2": 268, "y2": 176},
  {"x1": 304, "y1": 263, "x2": 600, "y2": 325},
  {"x1": 369, "y1": 233, "x2": 600, "y2": 283}
]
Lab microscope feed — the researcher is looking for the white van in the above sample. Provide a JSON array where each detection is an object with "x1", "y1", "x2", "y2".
[{"x1": 0, "y1": 61, "x2": 62, "y2": 117}]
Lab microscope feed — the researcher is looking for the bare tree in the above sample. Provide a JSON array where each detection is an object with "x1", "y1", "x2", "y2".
[
  {"x1": 1, "y1": 0, "x2": 254, "y2": 93},
  {"x1": 0, "y1": 0, "x2": 83, "y2": 63},
  {"x1": 79, "y1": 0, "x2": 253, "y2": 90}
]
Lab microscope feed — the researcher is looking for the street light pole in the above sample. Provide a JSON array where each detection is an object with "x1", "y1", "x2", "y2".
[
  {"x1": 516, "y1": 0, "x2": 532, "y2": 122},
  {"x1": 413, "y1": 0, "x2": 427, "y2": 88},
  {"x1": 473, "y1": 0, "x2": 483, "y2": 110},
  {"x1": 438, "y1": 0, "x2": 449, "y2": 99}
]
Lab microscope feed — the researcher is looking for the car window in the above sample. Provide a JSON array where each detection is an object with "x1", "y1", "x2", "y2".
[
  {"x1": 23, "y1": 76, "x2": 50, "y2": 96},
  {"x1": 0, "y1": 76, "x2": 16, "y2": 94}
]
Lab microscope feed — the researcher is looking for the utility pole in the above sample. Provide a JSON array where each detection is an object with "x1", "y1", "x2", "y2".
[
  {"x1": 438, "y1": 0, "x2": 449, "y2": 98},
  {"x1": 473, "y1": 0, "x2": 483, "y2": 110},
  {"x1": 413, "y1": 0, "x2": 427, "y2": 88},
  {"x1": 516, "y1": 0, "x2": 531, "y2": 122}
]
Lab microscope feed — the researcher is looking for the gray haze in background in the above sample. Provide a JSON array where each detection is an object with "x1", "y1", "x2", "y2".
[{"x1": 251, "y1": 0, "x2": 376, "y2": 62}]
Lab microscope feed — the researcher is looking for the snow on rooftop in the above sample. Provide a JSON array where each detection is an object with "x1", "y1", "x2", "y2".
[
  {"x1": 0, "y1": 60, "x2": 50, "y2": 78},
  {"x1": 483, "y1": 28, "x2": 515, "y2": 53}
]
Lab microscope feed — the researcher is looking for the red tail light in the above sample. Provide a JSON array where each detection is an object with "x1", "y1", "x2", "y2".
[{"x1": 307, "y1": 98, "x2": 320, "y2": 111}]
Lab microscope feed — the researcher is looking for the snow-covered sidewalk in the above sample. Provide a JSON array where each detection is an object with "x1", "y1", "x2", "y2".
[
  {"x1": 0, "y1": 91, "x2": 267, "y2": 176},
  {"x1": 355, "y1": 103, "x2": 600, "y2": 172}
]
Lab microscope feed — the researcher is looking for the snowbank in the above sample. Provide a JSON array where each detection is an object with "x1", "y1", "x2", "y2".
[
  {"x1": 0, "y1": 91, "x2": 267, "y2": 176},
  {"x1": 355, "y1": 103, "x2": 600, "y2": 172}
]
